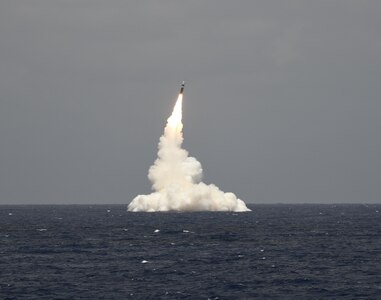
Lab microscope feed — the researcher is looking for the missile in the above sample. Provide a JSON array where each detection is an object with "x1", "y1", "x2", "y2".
[{"x1": 179, "y1": 81, "x2": 185, "y2": 94}]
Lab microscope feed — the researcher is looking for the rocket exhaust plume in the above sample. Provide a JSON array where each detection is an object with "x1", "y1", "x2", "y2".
[{"x1": 128, "y1": 82, "x2": 250, "y2": 212}]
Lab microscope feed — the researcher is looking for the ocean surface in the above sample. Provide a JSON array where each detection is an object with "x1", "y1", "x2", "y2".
[{"x1": 0, "y1": 204, "x2": 380, "y2": 299}]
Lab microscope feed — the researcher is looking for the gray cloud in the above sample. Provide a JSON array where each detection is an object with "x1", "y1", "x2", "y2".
[{"x1": 1, "y1": 1, "x2": 380, "y2": 204}]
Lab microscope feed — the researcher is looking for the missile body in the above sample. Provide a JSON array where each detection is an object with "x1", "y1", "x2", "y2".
[{"x1": 180, "y1": 81, "x2": 185, "y2": 94}]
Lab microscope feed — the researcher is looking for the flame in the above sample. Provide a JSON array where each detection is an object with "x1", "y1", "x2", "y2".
[{"x1": 166, "y1": 93, "x2": 183, "y2": 139}]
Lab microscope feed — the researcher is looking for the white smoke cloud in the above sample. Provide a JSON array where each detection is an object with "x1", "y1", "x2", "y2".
[{"x1": 128, "y1": 93, "x2": 250, "y2": 212}]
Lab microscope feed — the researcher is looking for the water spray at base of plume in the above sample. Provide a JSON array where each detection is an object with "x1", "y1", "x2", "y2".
[{"x1": 128, "y1": 92, "x2": 250, "y2": 212}]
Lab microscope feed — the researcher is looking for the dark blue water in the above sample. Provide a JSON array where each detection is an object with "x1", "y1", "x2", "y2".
[{"x1": 1, "y1": 204, "x2": 380, "y2": 299}]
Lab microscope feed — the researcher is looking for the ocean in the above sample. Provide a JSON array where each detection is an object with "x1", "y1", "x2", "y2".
[{"x1": 1, "y1": 204, "x2": 380, "y2": 299}]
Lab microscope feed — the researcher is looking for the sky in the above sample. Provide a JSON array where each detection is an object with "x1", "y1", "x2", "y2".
[{"x1": 1, "y1": 1, "x2": 380, "y2": 204}]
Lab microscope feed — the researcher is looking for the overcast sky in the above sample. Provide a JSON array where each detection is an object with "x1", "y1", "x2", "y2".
[{"x1": 1, "y1": 1, "x2": 380, "y2": 204}]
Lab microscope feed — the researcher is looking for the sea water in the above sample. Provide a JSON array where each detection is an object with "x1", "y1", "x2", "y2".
[{"x1": 1, "y1": 204, "x2": 380, "y2": 299}]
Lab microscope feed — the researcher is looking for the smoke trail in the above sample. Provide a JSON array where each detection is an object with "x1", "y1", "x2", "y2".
[{"x1": 128, "y1": 91, "x2": 250, "y2": 212}]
